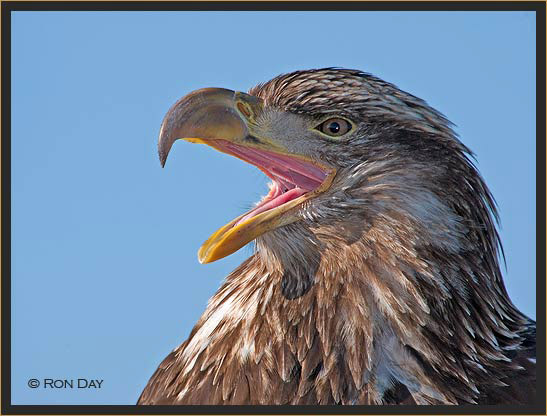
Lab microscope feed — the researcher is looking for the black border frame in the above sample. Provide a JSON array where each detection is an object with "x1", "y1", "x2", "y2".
[{"x1": 1, "y1": 1, "x2": 545, "y2": 415}]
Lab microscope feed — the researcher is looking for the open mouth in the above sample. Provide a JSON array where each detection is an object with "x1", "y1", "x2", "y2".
[{"x1": 204, "y1": 139, "x2": 333, "y2": 229}]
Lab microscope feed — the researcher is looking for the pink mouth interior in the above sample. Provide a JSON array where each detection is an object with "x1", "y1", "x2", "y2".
[{"x1": 211, "y1": 140, "x2": 328, "y2": 226}]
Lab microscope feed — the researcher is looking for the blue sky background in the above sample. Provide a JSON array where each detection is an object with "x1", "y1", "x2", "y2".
[{"x1": 11, "y1": 11, "x2": 536, "y2": 405}]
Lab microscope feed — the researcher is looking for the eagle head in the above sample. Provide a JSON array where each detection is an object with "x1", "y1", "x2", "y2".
[{"x1": 158, "y1": 69, "x2": 500, "y2": 298}]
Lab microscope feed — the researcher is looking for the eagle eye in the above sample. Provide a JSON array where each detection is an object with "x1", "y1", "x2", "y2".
[{"x1": 317, "y1": 118, "x2": 351, "y2": 137}]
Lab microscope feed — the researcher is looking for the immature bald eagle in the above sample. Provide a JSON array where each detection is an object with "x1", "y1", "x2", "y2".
[{"x1": 139, "y1": 68, "x2": 536, "y2": 405}]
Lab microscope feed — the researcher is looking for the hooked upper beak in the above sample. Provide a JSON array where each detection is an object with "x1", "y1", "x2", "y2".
[{"x1": 158, "y1": 88, "x2": 264, "y2": 167}]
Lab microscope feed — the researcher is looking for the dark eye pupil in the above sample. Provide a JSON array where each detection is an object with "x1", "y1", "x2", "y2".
[{"x1": 328, "y1": 122, "x2": 340, "y2": 133}]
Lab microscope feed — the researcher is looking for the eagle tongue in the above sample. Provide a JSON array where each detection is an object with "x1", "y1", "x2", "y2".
[
  {"x1": 269, "y1": 166, "x2": 320, "y2": 192},
  {"x1": 234, "y1": 187, "x2": 307, "y2": 227}
]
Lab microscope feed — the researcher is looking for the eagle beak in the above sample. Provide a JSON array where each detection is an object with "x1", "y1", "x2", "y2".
[{"x1": 158, "y1": 88, "x2": 334, "y2": 264}]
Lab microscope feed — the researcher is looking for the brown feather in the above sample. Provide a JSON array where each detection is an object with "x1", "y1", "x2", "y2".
[{"x1": 139, "y1": 68, "x2": 535, "y2": 406}]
